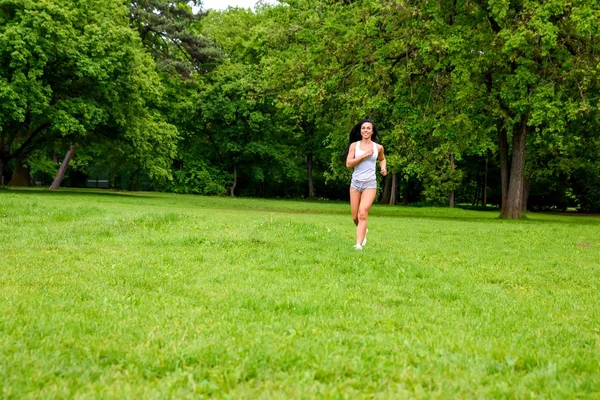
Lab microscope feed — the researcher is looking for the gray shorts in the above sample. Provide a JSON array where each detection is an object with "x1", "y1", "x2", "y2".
[{"x1": 350, "y1": 179, "x2": 377, "y2": 193}]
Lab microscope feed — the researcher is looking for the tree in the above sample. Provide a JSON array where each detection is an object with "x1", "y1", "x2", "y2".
[
  {"x1": 259, "y1": 2, "x2": 334, "y2": 198},
  {"x1": 129, "y1": 0, "x2": 219, "y2": 77},
  {"x1": 0, "y1": 0, "x2": 178, "y2": 187},
  {"x1": 468, "y1": 0, "x2": 600, "y2": 218},
  {"x1": 191, "y1": 0, "x2": 600, "y2": 208},
  {"x1": 190, "y1": 7, "x2": 308, "y2": 197}
]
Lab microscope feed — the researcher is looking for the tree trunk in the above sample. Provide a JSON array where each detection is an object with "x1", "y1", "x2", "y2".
[
  {"x1": 449, "y1": 153, "x2": 455, "y2": 208},
  {"x1": 483, "y1": 152, "x2": 488, "y2": 207},
  {"x1": 472, "y1": 176, "x2": 480, "y2": 207},
  {"x1": 472, "y1": 166, "x2": 481, "y2": 207},
  {"x1": 380, "y1": 174, "x2": 392, "y2": 204},
  {"x1": 522, "y1": 180, "x2": 531, "y2": 212},
  {"x1": 8, "y1": 157, "x2": 31, "y2": 186},
  {"x1": 307, "y1": 153, "x2": 315, "y2": 198},
  {"x1": 498, "y1": 123, "x2": 510, "y2": 212},
  {"x1": 128, "y1": 167, "x2": 140, "y2": 191},
  {"x1": 500, "y1": 114, "x2": 527, "y2": 219},
  {"x1": 0, "y1": 140, "x2": 6, "y2": 185},
  {"x1": 231, "y1": 163, "x2": 237, "y2": 197},
  {"x1": 49, "y1": 145, "x2": 75, "y2": 190},
  {"x1": 389, "y1": 173, "x2": 397, "y2": 205}
]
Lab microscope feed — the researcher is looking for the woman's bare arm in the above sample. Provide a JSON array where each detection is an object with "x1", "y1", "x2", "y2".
[
  {"x1": 346, "y1": 142, "x2": 373, "y2": 168},
  {"x1": 378, "y1": 145, "x2": 387, "y2": 175}
]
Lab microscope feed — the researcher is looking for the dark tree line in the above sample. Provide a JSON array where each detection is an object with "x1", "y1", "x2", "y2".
[{"x1": 1, "y1": 0, "x2": 599, "y2": 217}]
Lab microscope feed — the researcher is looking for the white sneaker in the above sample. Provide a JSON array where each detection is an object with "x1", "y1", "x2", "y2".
[
  {"x1": 354, "y1": 244, "x2": 363, "y2": 250},
  {"x1": 361, "y1": 229, "x2": 368, "y2": 247}
]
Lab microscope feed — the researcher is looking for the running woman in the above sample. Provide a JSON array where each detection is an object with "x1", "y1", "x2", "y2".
[{"x1": 344, "y1": 119, "x2": 387, "y2": 250}]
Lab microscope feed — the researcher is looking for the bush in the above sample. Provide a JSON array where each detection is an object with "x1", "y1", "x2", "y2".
[
  {"x1": 160, "y1": 162, "x2": 227, "y2": 196},
  {"x1": 571, "y1": 164, "x2": 600, "y2": 213}
]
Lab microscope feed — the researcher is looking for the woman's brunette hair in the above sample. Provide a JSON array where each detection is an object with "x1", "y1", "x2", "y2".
[{"x1": 342, "y1": 119, "x2": 378, "y2": 161}]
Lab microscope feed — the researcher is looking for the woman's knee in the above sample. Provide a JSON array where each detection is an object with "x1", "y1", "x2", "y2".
[{"x1": 358, "y1": 208, "x2": 369, "y2": 220}]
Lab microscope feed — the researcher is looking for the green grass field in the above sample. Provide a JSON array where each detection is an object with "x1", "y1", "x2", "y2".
[{"x1": 1, "y1": 188, "x2": 599, "y2": 398}]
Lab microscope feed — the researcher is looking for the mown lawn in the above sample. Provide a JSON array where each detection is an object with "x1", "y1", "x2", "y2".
[{"x1": 1, "y1": 188, "x2": 599, "y2": 398}]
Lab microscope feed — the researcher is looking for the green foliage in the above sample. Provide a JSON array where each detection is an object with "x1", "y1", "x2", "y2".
[
  {"x1": 421, "y1": 154, "x2": 463, "y2": 205},
  {"x1": 129, "y1": 0, "x2": 220, "y2": 77},
  {"x1": 573, "y1": 171, "x2": 600, "y2": 213},
  {"x1": 189, "y1": 0, "x2": 600, "y2": 204},
  {"x1": 184, "y1": 11, "x2": 312, "y2": 197},
  {"x1": 3, "y1": 0, "x2": 599, "y2": 206},
  {"x1": 158, "y1": 158, "x2": 228, "y2": 196},
  {"x1": 570, "y1": 125, "x2": 600, "y2": 212},
  {"x1": 0, "y1": 0, "x2": 179, "y2": 182},
  {"x1": 170, "y1": 167, "x2": 226, "y2": 195},
  {"x1": 25, "y1": 149, "x2": 59, "y2": 179}
]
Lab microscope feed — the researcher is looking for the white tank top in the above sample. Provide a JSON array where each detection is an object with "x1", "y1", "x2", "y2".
[{"x1": 352, "y1": 141, "x2": 378, "y2": 182}]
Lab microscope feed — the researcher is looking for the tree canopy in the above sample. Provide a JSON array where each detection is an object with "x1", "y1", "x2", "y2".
[
  {"x1": 1, "y1": 0, "x2": 599, "y2": 217},
  {"x1": 0, "y1": 0, "x2": 178, "y2": 186}
]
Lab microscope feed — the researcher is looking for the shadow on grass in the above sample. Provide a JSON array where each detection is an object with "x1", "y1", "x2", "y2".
[
  {"x1": 202, "y1": 202, "x2": 600, "y2": 227},
  {"x1": 2, "y1": 187, "x2": 599, "y2": 226},
  {"x1": 0, "y1": 187, "x2": 154, "y2": 199},
  {"x1": 457, "y1": 204, "x2": 501, "y2": 212}
]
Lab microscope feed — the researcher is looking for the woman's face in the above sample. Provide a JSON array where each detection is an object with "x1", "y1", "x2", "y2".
[{"x1": 361, "y1": 122, "x2": 373, "y2": 139}]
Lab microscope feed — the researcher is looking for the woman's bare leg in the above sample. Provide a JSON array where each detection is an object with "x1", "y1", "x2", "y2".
[
  {"x1": 356, "y1": 189, "x2": 376, "y2": 246},
  {"x1": 350, "y1": 186, "x2": 361, "y2": 226}
]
